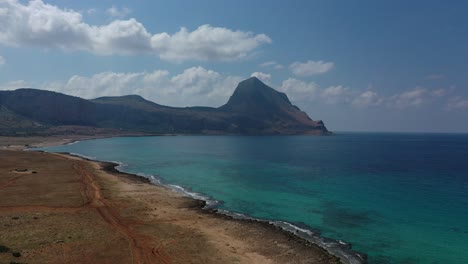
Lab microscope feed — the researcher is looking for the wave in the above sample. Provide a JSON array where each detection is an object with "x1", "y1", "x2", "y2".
[
  {"x1": 213, "y1": 209, "x2": 366, "y2": 264},
  {"x1": 272, "y1": 221, "x2": 367, "y2": 264},
  {"x1": 67, "y1": 152, "x2": 97, "y2": 161},
  {"x1": 166, "y1": 184, "x2": 220, "y2": 209}
]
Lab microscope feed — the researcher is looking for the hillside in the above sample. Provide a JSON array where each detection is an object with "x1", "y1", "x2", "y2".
[{"x1": 0, "y1": 77, "x2": 330, "y2": 136}]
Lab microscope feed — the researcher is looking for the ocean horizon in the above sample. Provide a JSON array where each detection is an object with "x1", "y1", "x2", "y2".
[{"x1": 40, "y1": 132, "x2": 468, "y2": 264}]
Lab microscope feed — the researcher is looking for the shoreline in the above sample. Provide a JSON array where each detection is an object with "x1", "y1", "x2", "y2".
[
  {"x1": 102, "y1": 159, "x2": 367, "y2": 264},
  {"x1": 48, "y1": 147, "x2": 367, "y2": 264},
  {"x1": 3, "y1": 134, "x2": 365, "y2": 263}
]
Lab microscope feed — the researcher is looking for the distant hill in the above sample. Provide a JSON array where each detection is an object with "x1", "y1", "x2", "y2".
[
  {"x1": 0, "y1": 77, "x2": 330, "y2": 136},
  {"x1": 0, "y1": 88, "x2": 96, "y2": 126}
]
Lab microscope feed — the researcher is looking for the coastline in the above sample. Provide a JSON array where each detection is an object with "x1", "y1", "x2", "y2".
[
  {"x1": 44, "y1": 141, "x2": 367, "y2": 264},
  {"x1": 79, "y1": 153, "x2": 349, "y2": 264},
  {"x1": 1, "y1": 135, "x2": 364, "y2": 263},
  {"x1": 100, "y1": 159, "x2": 367, "y2": 264}
]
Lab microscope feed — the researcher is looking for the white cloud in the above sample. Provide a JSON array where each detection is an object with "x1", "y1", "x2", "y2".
[
  {"x1": 289, "y1": 60, "x2": 334, "y2": 76},
  {"x1": 352, "y1": 91, "x2": 383, "y2": 107},
  {"x1": 260, "y1": 60, "x2": 284, "y2": 69},
  {"x1": 86, "y1": 8, "x2": 97, "y2": 15},
  {"x1": 41, "y1": 66, "x2": 244, "y2": 107},
  {"x1": 89, "y1": 19, "x2": 153, "y2": 55},
  {"x1": 250, "y1": 72, "x2": 271, "y2": 83},
  {"x1": 388, "y1": 88, "x2": 428, "y2": 108},
  {"x1": 447, "y1": 97, "x2": 468, "y2": 110},
  {"x1": 277, "y1": 78, "x2": 457, "y2": 110},
  {"x1": 279, "y1": 78, "x2": 352, "y2": 105},
  {"x1": 0, "y1": 0, "x2": 271, "y2": 62},
  {"x1": 279, "y1": 78, "x2": 319, "y2": 102},
  {"x1": 321, "y1": 85, "x2": 350, "y2": 104},
  {"x1": 279, "y1": 78, "x2": 351, "y2": 105},
  {"x1": 431, "y1": 88, "x2": 446, "y2": 97},
  {"x1": 387, "y1": 87, "x2": 448, "y2": 109},
  {"x1": 0, "y1": 55, "x2": 4, "y2": 65},
  {"x1": 151, "y1": 25, "x2": 271, "y2": 62},
  {"x1": 106, "y1": 6, "x2": 131, "y2": 18},
  {"x1": 0, "y1": 80, "x2": 31, "y2": 90}
]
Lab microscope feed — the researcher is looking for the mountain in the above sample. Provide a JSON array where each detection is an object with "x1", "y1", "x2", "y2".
[
  {"x1": 220, "y1": 77, "x2": 327, "y2": 134},
  {"x1": 0, "y1": 77, "x2": 330, "y2": 136}
]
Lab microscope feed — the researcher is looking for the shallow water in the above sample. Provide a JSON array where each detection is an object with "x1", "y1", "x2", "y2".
[{"x1": 40, "y1": 133, "x2": 468, "y2": 264}]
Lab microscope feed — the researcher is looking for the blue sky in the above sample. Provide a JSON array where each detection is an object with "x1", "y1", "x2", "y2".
[{"x1": 0, "y1": 0, "x2": 467, "y2": 132}]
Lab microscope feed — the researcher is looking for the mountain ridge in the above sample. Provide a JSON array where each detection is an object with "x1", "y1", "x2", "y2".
[{"x1": 0, "y1": 77, "x2": 330, "y2": 136}]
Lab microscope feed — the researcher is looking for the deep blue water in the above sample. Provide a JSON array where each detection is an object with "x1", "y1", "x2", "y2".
[{"x1": 40, "y1": 133, "x2": 468, "y2": 264}]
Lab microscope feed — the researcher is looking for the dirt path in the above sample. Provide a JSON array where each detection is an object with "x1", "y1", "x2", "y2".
[
  {"x1": 74, "y1": 162, "x2": 169, "y2": 264},
  {"x1": 0, "y1": 174, "x2": 25, "y2": 190},
  {"x1": 0, "y1": 158, "x2": 166, "y2": 264}
]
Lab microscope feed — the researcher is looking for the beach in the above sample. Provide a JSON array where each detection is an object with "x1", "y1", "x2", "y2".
[{"x1": 0, "y1": 138, "x2": 340, "y2": 264}]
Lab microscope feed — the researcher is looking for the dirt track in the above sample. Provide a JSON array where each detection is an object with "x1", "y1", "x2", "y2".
[
  {"x1": 0, "y1": 151, "x2": 134, "y2": 263},
  {"x1": 0, "y1": 152, "x2": 165, "y2": 264},
  {"x1": 74, "y1": 163, "x2": 168, "y2": 264}
]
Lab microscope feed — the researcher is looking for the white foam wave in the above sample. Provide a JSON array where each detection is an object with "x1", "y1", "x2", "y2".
[
  {"x1": 166, "y1": 184, "x2": 220, "y2": 208},
  {"x1": 270, "y1": 221, "x2": 365, "y2": 264},
  {"x1": 65, "y1": 140, "x2": 80, "y2": 146},
  {"x1": 68, "y1": 152, "x2": 97, "y2": 160}
]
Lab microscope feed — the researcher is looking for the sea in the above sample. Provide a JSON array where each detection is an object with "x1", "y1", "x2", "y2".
[{"x1": 38, "y1": 133, "x2": 468, "y2": 264}]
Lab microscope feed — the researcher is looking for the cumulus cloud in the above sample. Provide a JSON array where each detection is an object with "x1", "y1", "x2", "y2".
[
  {"x1": 250, "y1": 72, "x2": 271, "y2": 83},
  {"x1": 260, "y1": 60, "x2": 284, "y2": 69},
  {"x1": 41, "y1": 66, "x2": 244, "y2": 107},
  {"x1": 106, "y1": 6, "x2": 131, "y2": 18},
  {"x1": 352, "y1": 91, "x2": 383, "y2": 107},
  {"x1": 388, "y1": 88, "x2": 429, "y2": 108},
  {"x1": 431, "y1": 88, "x2": 446, "y2": 97},
  {"x1": 86, "y1": 8, "x2": 97, "y2": 15},
  {"x1": 0, "y1": 0, "x2": 271, "y2": 62},
  {"x1": 447, "y1": 97, "x2": 468, "y2": 110},
  {"x1": 0, "y1": 55, "x2": 4, "y2": 65},
  {"x1": 279, "y1": 78, "x2": 319, "y2": 102},
  {"x1": 385, "y1": 87, "x2": 451, "y2": 109},
  {"x1": 321, "y1": 85, "x2": 350, "y2": 104},
  {"x1": 289, "y1": 60, "x2": 334, "y2": 76},
  {"x1": 280, "y1": 78, "x2": 351, "y2": 105},
  {"x1": 279, "y1": 80, "x2": 452, "y2": 109},
  {"x1": 151, "y1": 25, "x2": 271, "y2": 62}
]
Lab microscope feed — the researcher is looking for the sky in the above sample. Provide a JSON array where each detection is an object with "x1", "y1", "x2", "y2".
[{"x1": 0, "y1": 0, "x2": 467, "y2": 132}]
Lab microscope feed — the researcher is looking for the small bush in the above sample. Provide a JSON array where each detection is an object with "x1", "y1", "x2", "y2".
[{"x1": 0, "y1": 245, "x2": 10, "y2": 253}]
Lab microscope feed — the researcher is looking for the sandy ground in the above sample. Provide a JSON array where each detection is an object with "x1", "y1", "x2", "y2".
[{"x1": 0, "y1": 140, "x2": 340, "y2": 264}]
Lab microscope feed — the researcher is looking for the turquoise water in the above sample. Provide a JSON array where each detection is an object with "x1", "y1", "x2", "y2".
[{"x1": 40, "y1": 133, "x2": 468, "y2": 264}]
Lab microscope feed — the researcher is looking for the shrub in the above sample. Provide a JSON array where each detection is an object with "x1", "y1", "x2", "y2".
[{"x1": 0, "y1": 245, "x2": 10, "y2": 253}]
